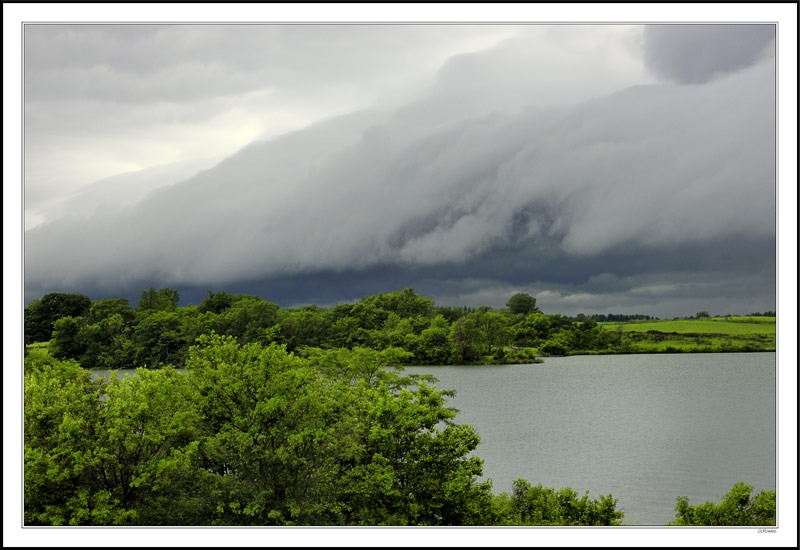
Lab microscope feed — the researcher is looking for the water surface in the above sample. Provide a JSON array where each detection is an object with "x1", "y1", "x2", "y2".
[{"x1": 403, "y1": 353, "x2": 776, "y2": 525}]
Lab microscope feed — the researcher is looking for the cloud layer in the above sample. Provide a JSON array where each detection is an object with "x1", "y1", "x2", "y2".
[{"x1": 24, "y1": 25, "x2": 776, "y2": 316}]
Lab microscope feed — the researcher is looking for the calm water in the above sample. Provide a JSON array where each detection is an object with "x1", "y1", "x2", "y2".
[
  {"x1": 96, "y1": 352, "x2": 776, "y2": 526},
  {"x1": 404, "y1": 353, "x2": 776, "y2": 526}
]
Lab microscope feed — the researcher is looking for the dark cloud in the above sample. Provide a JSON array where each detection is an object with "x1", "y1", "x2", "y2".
[
  {"x1": 23, "y1": 25, "x2": 776, "y2": 317},
  {"x1": 643, "y1": 24, "x2": 775, "y2": 84}
]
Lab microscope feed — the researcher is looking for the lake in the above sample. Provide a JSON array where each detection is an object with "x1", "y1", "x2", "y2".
[
  {"x1": 95, "y1": 352, "x2": 776, "y2": 526},
  {"x1": 403, "y1": 352, "x2": 776, "y2": 526}
]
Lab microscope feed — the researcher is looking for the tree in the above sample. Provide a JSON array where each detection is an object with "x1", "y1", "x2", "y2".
[
  {"x1": 450, "y1": 315, "x2": 481, "y2": 362},
  {"x1": 418, "y1": 315, "x2": 454, "y2": 364},
  {"x1": 24, "y1": 353, "x2": 125, "y2": 525},
  {"x1": 183, "y1": 334, "x2": 493, "y2": 525},
  {"x1": 506, "y1": 293, "x2": 539, "y2": 316},
  {"x1": 208, "y1": 297, "x2": 279, "y2": 344},
  {"x1": 276, "y1": 305, "x2": 328, "y2": 351},
  {"x1": 86, "y1": 298, "x2": 134, "y2": 325},
  {"x1": 478, "y1": 311, "x2": 512, "y2": 358},
  {"x1": 50, "y1": 316, "x2": 86, "y2": 360},
  {"x1": 132, "y1": 311, "x2": 185, "y2": 368},
  {"x1": 491, "y1": 479, "x2": 624, "y2": 526},
  {"x1": 303, "y1": 345, "x2": 413, "y2": 388},
  {"x1": 449, "y1": 310, "x2": 511, "y2": 362},
  {"x1": 136, "y1": 287, "x2": 180, "y2": 313},
  {"x1": 25, "y1": 292, "x2": 92, "y2": 343},
  {"x1": 24, "y1": 354, "x2": 209, "y2": 525},
  {"x1": 511, "y1": 312, "x2": 551, "y2": 347},
  {"x1": 197, "y1": 290, "x2": 235, "y2": 315},
  {"x1": 540, "y1": 331, "x2": 570, "y2": 356},
  {"x1": 77, "y1": 313, "x2": 135, "y2": 370},
  {"x1": 669, "y1": 482, "x2": 776, "y2": 526}
]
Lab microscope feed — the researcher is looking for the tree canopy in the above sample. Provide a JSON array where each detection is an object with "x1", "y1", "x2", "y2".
[
  {"x1": 29, "y1": 335, "x2": 597, "y2": 526},
  {"x1": 506, "y1": 292, "x2": 538, "y2": 316}
]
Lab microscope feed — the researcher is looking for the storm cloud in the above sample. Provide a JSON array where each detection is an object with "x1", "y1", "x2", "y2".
[
  {"x1": 23, "y1": 24, "x2": 777, "y2": 317},
  {"x1": 643, "y1": 24, "x2": 775, "y2": 84}
]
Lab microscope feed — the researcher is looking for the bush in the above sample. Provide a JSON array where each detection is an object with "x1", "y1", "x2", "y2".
[
  {"x1": 25, "y1": 335, "x2": 496, "y2": 526},
  {"x1": 668, "y1": 482, "x2": 776, "y2": 526},
  {"x1": 491, "y1": 479, "x2": 624, "y2": 526}
]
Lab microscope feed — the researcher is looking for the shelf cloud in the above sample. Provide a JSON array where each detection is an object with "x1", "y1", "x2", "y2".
[{"x1": 23, "y1": 24, "x2": 776, "y2": 317}]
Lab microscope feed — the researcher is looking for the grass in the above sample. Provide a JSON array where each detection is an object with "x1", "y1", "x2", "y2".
[
  {"x1": 25, "y1": 341, "x2": 51, "y2": 351},
  {"x1": 598, "y1": 317, "x2": 776, "y2": 353}
]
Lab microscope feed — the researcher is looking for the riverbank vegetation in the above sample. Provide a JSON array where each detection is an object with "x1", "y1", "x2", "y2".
[
  {"x1": 668, "y1": 482, "x2": 776, "y2": 526},
  {"x1": 24, "y1": 288, "x2": 776, "y2": 372}
]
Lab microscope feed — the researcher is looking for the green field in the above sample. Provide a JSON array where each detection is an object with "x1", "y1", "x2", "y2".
[
  {"x1": 26, "y1": 341, "x2": 50, "y2": 350},
  {"x1": 598, "y1": 317, "x2": 775, "y2": 353}
]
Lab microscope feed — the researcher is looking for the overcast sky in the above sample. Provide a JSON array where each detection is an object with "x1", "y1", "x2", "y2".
[{"x1": 22, "y1": 22, "x2": 779, "y2": 317}]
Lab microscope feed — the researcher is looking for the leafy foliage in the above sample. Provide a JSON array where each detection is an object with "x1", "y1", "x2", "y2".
[
  {"x1": 26, "y1": 335, "x2": 521, "y2": 526},
  {"x1": 25, "y1": 292, "x2": 92, "y2": 343},
  {"x1": 25, "y1": 334, "x2": 630, "y2": 526},
  {"x1": 491, "y1": 479, "x2": 624, "y2": 526},
  {"x1": 506, "y1": 292, "x2": 538, "y2": 316},
  {"x1": 668, "y1": 482, "x2": 776, "y2": 526},
  {"x1": 34, "y1": 286, "x2": 775, "y2": 373}
]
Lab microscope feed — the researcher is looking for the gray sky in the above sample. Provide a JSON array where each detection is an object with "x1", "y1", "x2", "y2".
[{"x1": 22, "y1": 22, "x2": 779, "y2": 317}]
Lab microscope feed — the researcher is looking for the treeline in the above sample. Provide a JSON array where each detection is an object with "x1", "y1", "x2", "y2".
[
  {"x1": 589, "y1": 313, "x2": 654, "y2": 322},
  {"x1": 25, "y1": 287, "x2": 635, "y2": 370},
  {"x1": 24, "y1": 338, "x2": 625, "y2": 526},
  {"x1": 679, "y1": 311, "x2": 776, "y2": 320}
]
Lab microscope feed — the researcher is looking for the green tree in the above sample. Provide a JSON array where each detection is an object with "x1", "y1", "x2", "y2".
[
  {"x1": 506, "y1": 293, "x2": 539, "y2": 316},
  {"x1": 669, "y1": 482, "x2": 776, "y2": 526},
  {"x1": 95, "y1": 367, "x2": 209, "y2": 524},
  {"x1": 566, "y1": 318, "x2": 600, "y2": 351},
  {"x1": 24, "y1": 354, "x2": 209, "y2": 525},
  {"x1": 136, "y1": 287, "x2": 180, "y2": 313},
  {"x1": 184, "y1": 335, "x2": 368, "y2": 525},
  {"x1": 478, "y1": 311, "x2": 512, "y2": 358},
  {"x1": 24, "y1": 354, "x2": 136, "y2": 525},
  {"x1": 25, "y1": 292, "x2": 92, "y2": 343},
  {"x1": 326, "y1": 315, "x2": 364, "y2": 348},
  {"x1": 197, "y1": 290, "x2": 235, "y2": 314},
  {"x1": 77, "y1": 313, "x2": 135, "y2": 370},
  {"x1": 50, "y1": 316, "x2": 86, "y2": 361},
  {"x1": 511, "y1": 312, "x2": 551, "y2": 347},
  {"x1": 450, "y1": 315, "x2": 480, "y2": 362},
  {"x1": 491, "y1": 479, "x2": 623, "y2": 526},
  {"x1": 133, "y1": 311, "x2": 185, "y2": 367},
  {"x1": 208, "y1": 297, "x2": 279, "y2": 344},
  {"x1": 302, "y1": 345, "x2": 413, "y2": 388},
  {"x1": 418, "y1": 315, "x2": 454, "y2": 364},
  {"x1": 276, "y1": 305, "x2": 328, "y2": 351},
  {"x1": 540, "y1": 331, "x2": 571, "y2": 356},
  {"x1": 86, "y1": 298, "x2": 134, "y2": 325},
  {"x1": 184, "y1": 335, "x2": 493, "y2": 525}
]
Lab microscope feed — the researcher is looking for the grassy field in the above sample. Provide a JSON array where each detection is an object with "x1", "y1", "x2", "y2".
[
  {"x1": 25, "y1": 341, "x2": 51, "y2": 352},
  {"x1": 598, "y1": 316, "x2": 776, "y2": 353}
]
